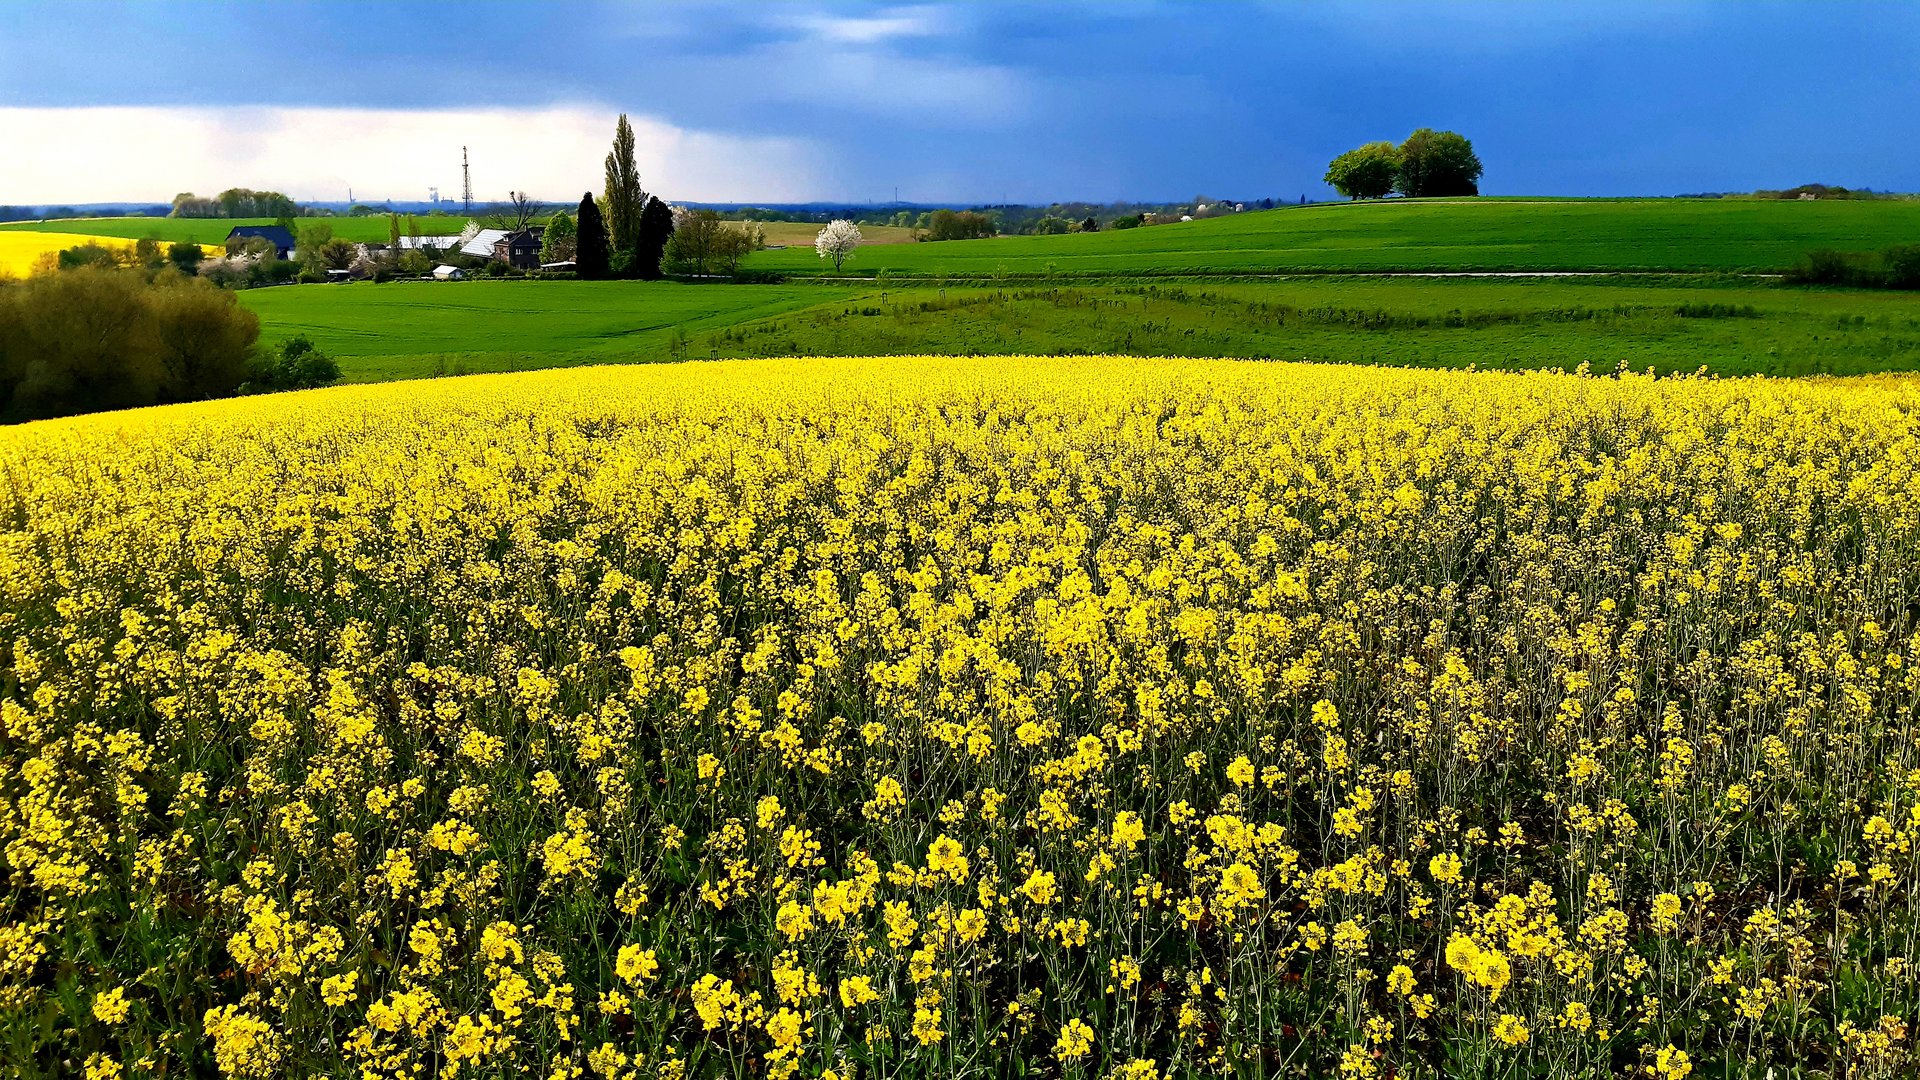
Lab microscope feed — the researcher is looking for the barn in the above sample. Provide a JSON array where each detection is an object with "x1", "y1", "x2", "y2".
[{"x1": 225, "y1": 225, "x2": 295, "y2": 259}]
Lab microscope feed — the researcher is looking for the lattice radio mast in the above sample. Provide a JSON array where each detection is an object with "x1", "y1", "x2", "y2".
[{"x1": 461, "y1": 147, "x2": 473, "y2": 214}]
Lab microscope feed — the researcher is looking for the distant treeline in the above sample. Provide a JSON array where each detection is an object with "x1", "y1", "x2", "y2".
[
  {"x1": 170, "y1": 188, "x2": 302, "y2": 219},
  {"x1": 1678, "y1": 185, "x2": 1917, "y2": 201},
  {"x1": 719, "y1": 196, "x2": 1293, "y2": 237},
  {"x1": 0, "y1": 205, "x2": 173, "y2": 221}
]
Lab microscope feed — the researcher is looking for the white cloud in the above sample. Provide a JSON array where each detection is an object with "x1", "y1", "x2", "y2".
[
  {"x1": 0, "y1": 105, "x2": 826, "y2": 205},
  {"x1": 780, "y1": 4, "x2": 949, "y2": 44}
]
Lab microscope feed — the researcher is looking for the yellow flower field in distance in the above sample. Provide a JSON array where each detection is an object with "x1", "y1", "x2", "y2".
[
  {"x1": 3, "y1": 356, "x2": 1918, "y2": 1079},
  {"x1": 0, "y1": 231, "x2": 222, "y2": 277}
]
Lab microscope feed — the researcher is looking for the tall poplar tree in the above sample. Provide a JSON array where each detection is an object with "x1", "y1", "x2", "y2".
[
  {"x1": 604, "y1": 114, "x2": 644, "y2": 256},
  {"x1": 576, "y1": 192, "x2": 610, "y2": 280}
]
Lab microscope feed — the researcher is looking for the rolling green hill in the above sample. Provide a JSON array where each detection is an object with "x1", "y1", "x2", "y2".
[
  {"x1": 239, "y1": 277, "x2": 1920, "y2": 383},
  {"x1": 239, "y1": 281, "x2": 860, "y2": 381},
  {"x1": 747, "y1": 198, "x2": 1920, "y2": 277}
]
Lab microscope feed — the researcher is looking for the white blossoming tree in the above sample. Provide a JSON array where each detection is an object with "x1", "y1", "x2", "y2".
[{"x1": 815, "y1": 219, "x2": 862, "y2": 272}]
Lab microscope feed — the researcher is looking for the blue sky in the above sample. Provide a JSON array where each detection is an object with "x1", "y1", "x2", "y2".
[{"x1": 2, "y1": 0, "x2": 1917, "y2": 204}]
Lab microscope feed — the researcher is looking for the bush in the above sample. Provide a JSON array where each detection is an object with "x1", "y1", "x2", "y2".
[
  {"x1": 57, "y1": 243, "x2": 128, "y2": 272},
  {"x1": 168, "y1": 242, "x2": 205, "y2": 273},
  {"x1": 1784, "y1": 248, "x2": 1870, "y2": 286},
  {"x1": 663, "y1": 210, "x2": 762, "y2": 277},
  {"x1": 1674, "y1": 303, "x2": 1760, "y2": 319},
  {"x1": 1785, "y1": 245, "x2": 1920, "y2": 289},
  {"x1": 923, "y1": 209, "x2": 998, "y2": 241},
  {"x1": 0, "y1": 270, "x2": 260, "y2": 420},
  {"x1": 1110, "y1": 214, "x2": 1144, "y2": 230},
  {"x1": 1882, "y1": 244, "x2": 1920, "y2": 290},
  {"x1": 248, "y1": 336, "x2": 341, "y2": 392}
]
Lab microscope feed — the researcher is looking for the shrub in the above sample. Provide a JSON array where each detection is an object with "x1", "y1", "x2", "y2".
[
  {"x1": 148, "y1": 276, "x2": 261, "y2": 400},
  {"x1": 248, "y1": 335, "x2": 341, "y2": 391},
  {"x1": 1673, "y1": 303, "x2": 1760, "y2": 318},
  {"x1": 663, "y1": 210, "x2": 762, "y2": 277},
  {"x1": 923, "y1": 209, "x2": 998, "y2": 242},
  {"x1": 0, "y1": 269, "x2": 260, "y2": 420},
  {"x1": 1882, "y1": 244, "x2": 1920, "y2": 290},
  {"x1": 57, "y1": 243, "x2": 127, "y2": 271},
  {"x1": 1785, "y1": 244, "x2": 1920, "y2": 289},
  {"x1": 167, "y1": 242, "x2": 205, "y2": 273},
  {"x1": 1784, "y1": 248, "x2": 1870, "y2": 286}
]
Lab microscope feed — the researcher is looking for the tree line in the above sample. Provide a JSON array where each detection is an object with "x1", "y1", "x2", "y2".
[
  {"x1": 559, "y1": 115, "x2": 678, "y2": 280},
  {"x1": 170, "y1": 188, "x2": 302, "y2": 219},
  {"x1": 1324, "y1": 129, "x2": 1484, "y2": 200}
]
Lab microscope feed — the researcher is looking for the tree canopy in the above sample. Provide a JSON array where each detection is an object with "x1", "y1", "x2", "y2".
[
  {"x1": 1323, "y1": 142, "x2": 1400, "y2": 200},
  {"x1": 540, "y1": 212, "x2": 578, "y2": 264},
  {"x1": 1396, "y1": 128, "x2": 1483, "y2": 198},
  {"x1": 604, "y1": 115, "x2": 645, "y2": 255},
  {"x1": 1324, "y1": 131, "x2": 1484, "y2": 199}
]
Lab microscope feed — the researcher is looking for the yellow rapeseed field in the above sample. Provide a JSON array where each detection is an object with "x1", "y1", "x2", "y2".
[
  {"x1": 0, "y1": 232, "x2": 223, "y2": 277},
  {"x1": 0, "y1": 232, "x2": 140, "y2": 278},
  {"x1": 2, "y1": 356, "x2": 1918, "y2": 1079}
]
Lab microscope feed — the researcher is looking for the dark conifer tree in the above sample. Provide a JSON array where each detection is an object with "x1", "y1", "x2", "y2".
[
  {"x1": 635, "y1": 196, "x2": 675, "y2": 280},
  {"x1": 575, "y1": 192, "x2": 609, "y2": 280}
]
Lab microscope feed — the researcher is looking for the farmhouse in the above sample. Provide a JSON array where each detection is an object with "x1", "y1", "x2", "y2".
[
  {"x1": 455, "y1": 226, "x2": 545, "y2": 268},
  {"x1": 432, "y1": 265, "x2": 465, "y2": 281},
  {"x1": 494, "y1": 228, "x2": 543, "y2": 270},
  {"x1": 393, "y1": 235, "x2": 463, "y2": 254},
  {"x1": 457, "y1": 228, "x2": 509, "y2": 258},
  {"x1": 225, "y1": 225, "x2": 295, "y2": 259}
]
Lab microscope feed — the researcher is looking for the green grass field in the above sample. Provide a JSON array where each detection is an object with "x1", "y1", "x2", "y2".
[
  {"x1": 23, "y1": 198, "x2": 1920, "y2": 386},
  {"x1": 748, "y1": 198, "x2": 1920, "y2": 277},
  {"x1": 240, "y1": 276, "x2": 1920, "y2": 382},
  {"x1": 0, "y1": 214, "x2": 478, "y2": 245},
  {"x1": 239, "y1": 281, "x2": 861, "y2": 381},
  {"x1": 694, "y1": 279, "x2": 1920, "y2": 377},
  {"x1": 755, "y1": 221, "x2": 916, "y2": 247}
]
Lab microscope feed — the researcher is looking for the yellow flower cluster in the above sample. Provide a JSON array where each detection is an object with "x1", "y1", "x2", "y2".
[{"x1": 1, "y1": 356, "x2": 1918, "y2": 1078}]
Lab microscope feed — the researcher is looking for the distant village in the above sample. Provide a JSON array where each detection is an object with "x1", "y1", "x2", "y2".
[{"x1": 224, "y1": 221, "x2": 554, "y2": 282}]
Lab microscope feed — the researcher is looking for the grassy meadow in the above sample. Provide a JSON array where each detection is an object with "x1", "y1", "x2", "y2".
[
  {"x1": 239, "y1": 276, "x2": 1920, "y2": 382},
  {"x1": 754, "y1": 221, "x2": 917, "y2": 247},
  {"x1": 746, "y1": 198, "x2": 1920, "y2": 277},
  {"x1": 240, "y1": 281, "x2": 862, "y2": 380},
  {"x1": 4, "y1": 356, "x2": 1919, "y2": 1079}
]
